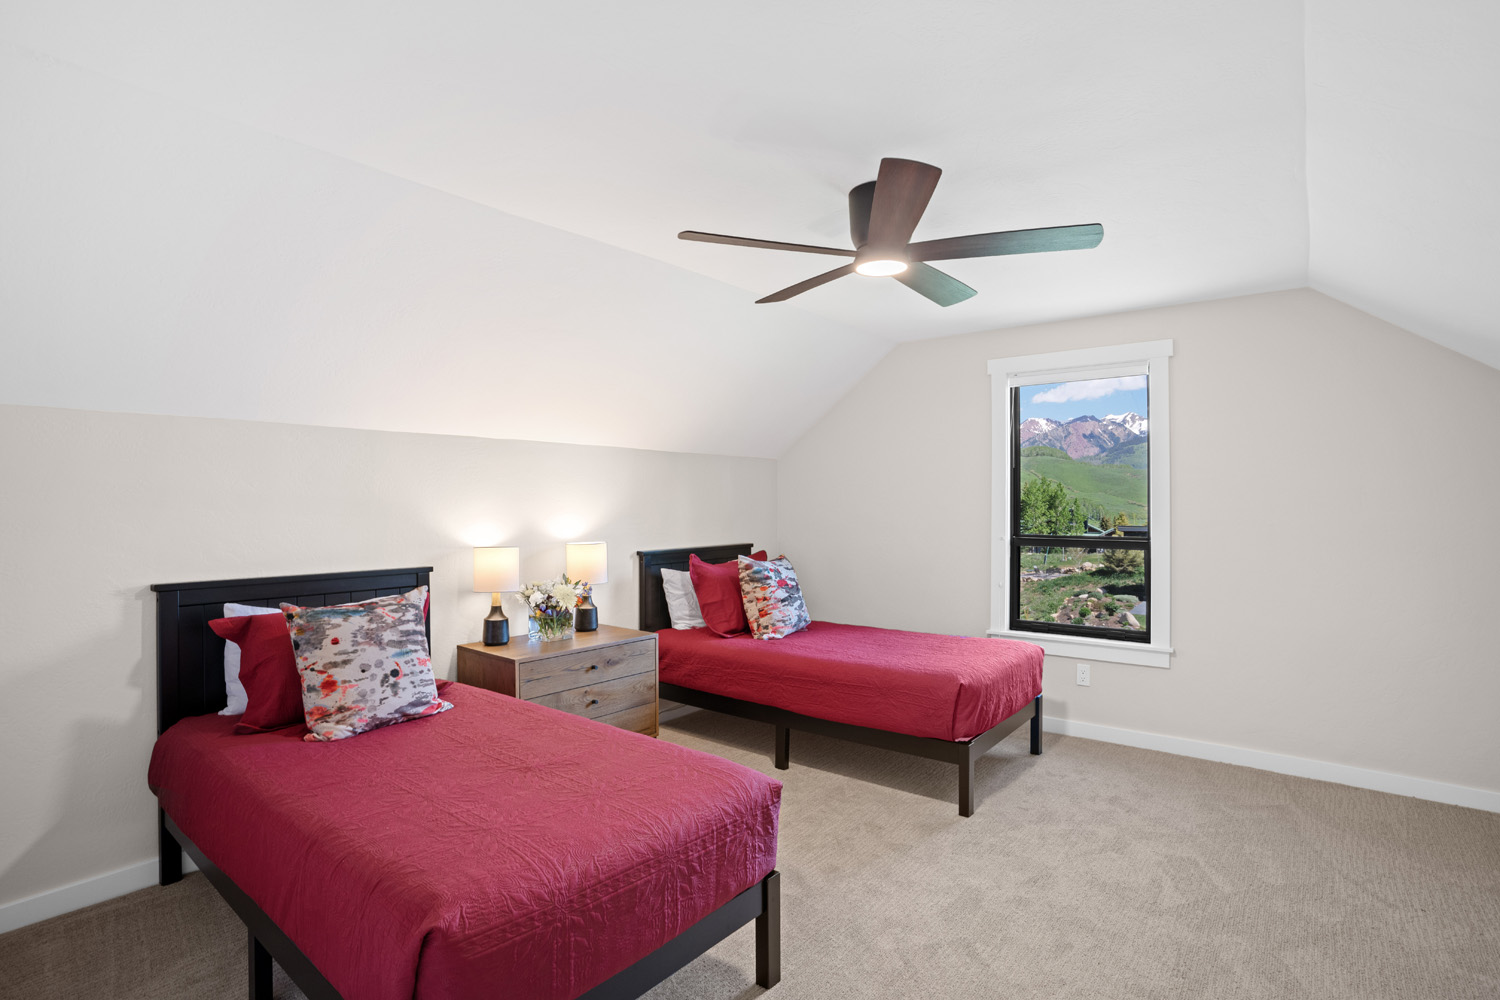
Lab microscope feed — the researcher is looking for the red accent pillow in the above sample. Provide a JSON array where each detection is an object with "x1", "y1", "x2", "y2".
[
  {"x1": 210, "y1": 613, "x2": 303, "y2": 734},
  {"x1": 690, "y1": 550, "x2": 768, "y2": 637}
]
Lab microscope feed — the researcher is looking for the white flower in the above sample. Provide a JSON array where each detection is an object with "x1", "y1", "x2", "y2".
[
  {"x1": 528, "y1": 591, "x2": 545, "y2": 607},
  {"x1": 549, "y1": 582, "x2": 579, "y2": 609}
]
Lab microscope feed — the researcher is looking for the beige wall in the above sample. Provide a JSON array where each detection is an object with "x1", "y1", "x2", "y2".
[
  {"x1": 778, "y1": 289, "x2": 1500, "y2": 795},
  {"x1": 5, "y1": 288, "x2": 1497, "y2": 912},
  {"x1": 0, "y1": 406, "x2": 776, "y2": 907}
]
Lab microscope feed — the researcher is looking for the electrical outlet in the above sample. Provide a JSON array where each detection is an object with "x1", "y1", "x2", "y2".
[{"x1": 1076, "y1": 662, "x2": 1091, "y2": 686}]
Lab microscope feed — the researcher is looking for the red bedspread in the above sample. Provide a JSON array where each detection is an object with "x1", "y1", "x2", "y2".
[
  {"x1": 659, "y1": 622, "x2": 1043, "y2": 742},
  {"x1": 148, "y1": 683, "x2": 780, "y2": 1000}
]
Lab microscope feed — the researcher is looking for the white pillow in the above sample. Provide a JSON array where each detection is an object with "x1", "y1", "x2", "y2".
[
  {"x1": 219, "y1": 602, "x2": 282, "y2": 715},
  {"x1": 660, "y1": 568, "x2": 706, "y2": 630}
]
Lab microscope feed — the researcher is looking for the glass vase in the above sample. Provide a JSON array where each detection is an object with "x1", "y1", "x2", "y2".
[{"x1": 530, "y1": 613, "x2": 575, "y2": 642}]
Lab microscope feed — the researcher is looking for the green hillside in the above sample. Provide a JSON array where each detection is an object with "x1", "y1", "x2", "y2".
[
  {"x1": 1021, "y1": 445, "x2": 1071, "y2": 460},
  {"x1": 1079, "y1": 440, "x2": 1148, "y2": 469},
  {"x1": 1020, "y1": 454, "x2": 1147, "y2": 525}
]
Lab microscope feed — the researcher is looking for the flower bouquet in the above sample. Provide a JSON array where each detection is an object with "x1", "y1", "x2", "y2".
[{"x1": 520, "y1": 576, "x2": 587, "y2": 641}]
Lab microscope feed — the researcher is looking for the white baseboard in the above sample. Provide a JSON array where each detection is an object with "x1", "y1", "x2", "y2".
[
  {"x1": 0, "y1": 855, "x2": 198, "y2": 935},
  {"x1": 662, "y1": 704, "x2": 1497, "y2": 812},
  {"x1": 7, "y1": 717, "x2": 1492, "y2": 935},
  {"x1": 1043, "y1": 716, "x2": 1500, "y2": 813}
]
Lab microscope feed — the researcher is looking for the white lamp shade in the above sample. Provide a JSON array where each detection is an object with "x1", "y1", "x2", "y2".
[
  {"x1": 566, "y1": 541, "x2": 608, "y2": 584},
  {"x1": 473, "y1": 547, "x2": 521, "y2": 593}
]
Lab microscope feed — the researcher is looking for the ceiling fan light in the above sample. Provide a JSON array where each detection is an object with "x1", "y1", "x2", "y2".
[{"x1": 855, "y1": 258, "x2": 908, "y2": 277}]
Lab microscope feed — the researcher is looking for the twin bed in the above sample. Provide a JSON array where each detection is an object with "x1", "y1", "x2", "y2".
[
  {"x1": 150, "y1": 552, "x2": 1041, "y2": 998},
  {"x1": 151, "y1": 567, "x2": 780, "y2": 1000},
  {"x1": 638, "y1": 544, "x2": 1044, "y2": 817}
]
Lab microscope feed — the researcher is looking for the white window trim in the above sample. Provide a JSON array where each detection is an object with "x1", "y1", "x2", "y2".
[{"x1": 987, "y1": 340, "x2": 1174, "y2": 669}]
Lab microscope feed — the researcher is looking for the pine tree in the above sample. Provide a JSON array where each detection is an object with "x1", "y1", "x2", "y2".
[{"x1": 1100, "y1": 548, "x2": 1143, "y2": 574}]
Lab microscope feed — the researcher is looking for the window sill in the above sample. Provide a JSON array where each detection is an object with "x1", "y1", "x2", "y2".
[{"x1": 986, "y1": 629, "x2": 1173, "y2": 668}]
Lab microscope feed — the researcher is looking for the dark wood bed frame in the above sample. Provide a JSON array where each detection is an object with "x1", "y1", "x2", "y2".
[
  {"x1": 152, "y1": 566, "x2": 779, "y2": 1000},
  {"x1": 637, "y1": 544, "x2": 1042, "y2": 817}
]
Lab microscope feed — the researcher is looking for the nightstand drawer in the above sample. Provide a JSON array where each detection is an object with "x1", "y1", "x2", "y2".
[
  {"x1": 517, "y1": 641, "x2": 654, "y2": 700},
  {"x1": 456, "y1": 626, "x2": 659, "y2": 738},
  {"x1": 531, "y1": 670, "x2": 656, "y2": 721}
]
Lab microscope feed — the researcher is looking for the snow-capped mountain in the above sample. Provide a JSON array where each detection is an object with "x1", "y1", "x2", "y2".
[
  {"x1": 1104, "y1": 412, "x2": 1148, "y2": 435},
  {"x1": 1020, "y1": 412, "x2": 1146, "y2": 460}
]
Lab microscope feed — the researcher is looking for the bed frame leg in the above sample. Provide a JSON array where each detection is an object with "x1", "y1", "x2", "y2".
[
  {"x1": 1030, "y1": 695, "x2": 1043, "y2": 755},
  {"x1": 958, "y1": 750, "x2": 975, "y2": 817},
  {"x1": 249, "y1": 932, "x2": 272, "y2": 1000},
  {"x1": 756, "y1": 870, "x2": 780, "y2": 988},
  {"x1": 158, "y1": 808, "x2": 182, "y2": 886},
  {"x1": 774, "y1": 725, "x2": 790, "y2": 770}
]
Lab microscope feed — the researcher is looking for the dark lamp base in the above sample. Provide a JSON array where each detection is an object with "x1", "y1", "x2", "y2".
[
  {"x1": 482, "y1": 605, "x2": 510, "y2": 646},
  {"x1": 575, "y1": 599, "x2": 599, "y2": 632}
]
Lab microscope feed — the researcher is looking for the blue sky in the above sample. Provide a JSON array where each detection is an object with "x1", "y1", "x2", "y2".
[{"x1": 1021, "y1": 377, "x2": 1148, "y2": 423}]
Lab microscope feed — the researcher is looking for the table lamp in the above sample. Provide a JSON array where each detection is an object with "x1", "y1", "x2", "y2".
[
  {"x1": 473, "y1": 546, "x2": 521, "y2": 645},
  {"x1": 566, "y1": 541, "x2": 608, "y2": 632}
]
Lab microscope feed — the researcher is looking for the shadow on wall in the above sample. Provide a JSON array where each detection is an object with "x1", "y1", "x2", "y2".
[{"x1": 0, "y1": 587, "x2": 157, "y2": 906}]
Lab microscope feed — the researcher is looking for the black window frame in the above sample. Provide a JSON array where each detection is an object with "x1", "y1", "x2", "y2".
[{"x1": 1008, "y1": 384, "x2": 1152, "y2": 645}]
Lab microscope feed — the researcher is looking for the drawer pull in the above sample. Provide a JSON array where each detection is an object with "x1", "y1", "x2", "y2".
[
  {"x1": 587, "y1": 664, "x2": 598, "y2": 672},
  {"x1": 588, "y1": 698, "x2": 599, "y2": 707}
]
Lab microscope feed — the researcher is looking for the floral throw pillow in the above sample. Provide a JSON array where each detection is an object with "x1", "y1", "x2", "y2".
[
  {"x1": 738, "y1": 556, "x2": 811, "y2": 640},
  {"x1": 281, "y1": 586, "x2": 452, "y2": 742}
]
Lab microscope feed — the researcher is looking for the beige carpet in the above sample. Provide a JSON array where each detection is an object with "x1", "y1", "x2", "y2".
[{"x1": 3, "y1": 716, "x2": 1498, "y2": 1000}]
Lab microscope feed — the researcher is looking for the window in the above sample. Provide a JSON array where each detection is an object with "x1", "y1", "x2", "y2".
[{"x1": 988, "y1": 341, "x2": 1172, "y2": 668}]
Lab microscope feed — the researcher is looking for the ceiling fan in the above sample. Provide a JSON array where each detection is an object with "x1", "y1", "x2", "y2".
[{"x1": 679, "y1": 157, "x2": 1103, "y2": 306}]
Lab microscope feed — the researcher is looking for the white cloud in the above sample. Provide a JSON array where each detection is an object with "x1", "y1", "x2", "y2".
[{"x1": 1029, "y1": 376, "x2": 1146, "y2": 404}]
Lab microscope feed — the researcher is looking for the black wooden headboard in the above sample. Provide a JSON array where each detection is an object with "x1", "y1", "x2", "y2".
[
  {"x1": 150, "y1": 567, "x2": 433, "y2": 734},
  {"x1": 636, "y1": 544, "x2": 754, "y2": 632}
]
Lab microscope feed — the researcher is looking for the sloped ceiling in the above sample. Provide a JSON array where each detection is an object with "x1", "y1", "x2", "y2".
[
  {"x1": 0, "y1": 1, "x2": 1493, "y2": 457},
  {"x1": 1306, "y1": 0, "x2": 1500, "y2": 371}
]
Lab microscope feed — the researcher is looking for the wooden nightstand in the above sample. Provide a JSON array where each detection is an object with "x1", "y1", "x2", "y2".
[{"x1": 456, "y1": 624, "x2": 659, "y2": 737}]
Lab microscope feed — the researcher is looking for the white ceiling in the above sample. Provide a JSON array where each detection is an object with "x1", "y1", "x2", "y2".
[
  {"x1": 1305, "y1": 0, "x2": 1500, "y2": 371},
  {"x1": 0, "y1": 1, "x2": 1494, "y2": 455}
]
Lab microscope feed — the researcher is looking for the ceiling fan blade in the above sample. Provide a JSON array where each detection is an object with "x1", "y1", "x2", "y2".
[
  {"x1": 908, "y1": 224, "x2": 1104, "y2": 261},
  {"x1": 678, "y1": 231, "x2": 856, "y2": 257},
  {"x1": 756, "y1": 263, "x2": 858, "y2": 303},
  {"x1": 892, "y1": 261, "x2": 977, "y2": 307},
  {"x1": 848, "y1": 181, "x2": 876, "y2": 248},
  {"x1": 865, "y1": 158, "x2": 941, "y2": 252}
]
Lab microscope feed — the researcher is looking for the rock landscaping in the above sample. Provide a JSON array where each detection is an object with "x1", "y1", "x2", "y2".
[{"x1": 1054, "y1": 588, "x2": 1142, "y2": 630}]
